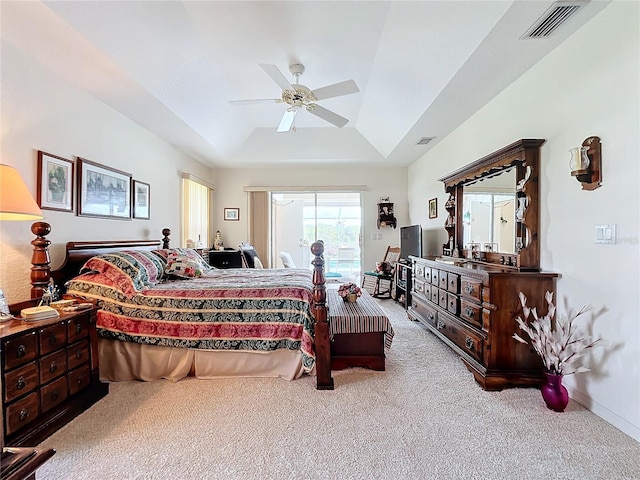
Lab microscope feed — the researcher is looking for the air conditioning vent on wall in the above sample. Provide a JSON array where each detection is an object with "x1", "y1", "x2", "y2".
[{"x1": 521, "y1": 1, "x2": 585, "y2": 39}]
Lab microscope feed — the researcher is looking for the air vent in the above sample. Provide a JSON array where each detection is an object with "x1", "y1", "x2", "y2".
[
  {"x1": 522, "y1": 1, "x2": 585, "y2": 39},
  {"x1": 416, "y1": 137, "x2": 435, "y2": 145}
]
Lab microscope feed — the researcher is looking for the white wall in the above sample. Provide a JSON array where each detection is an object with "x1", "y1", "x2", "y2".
[
  {"x1": 212, "y1": 167, "x2": 408, "y2": 272},
  {"x1": 408, "y1": 3, "x2": 639, "y2": 441},
  {"x1": 0, "y1": 41, "x2": 213, "y2": 302}
]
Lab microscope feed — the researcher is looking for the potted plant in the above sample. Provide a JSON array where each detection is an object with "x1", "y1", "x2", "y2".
[
  {"x1": 513, "y1": 291, "x2": 602, "y2": 412},
  {"x1": 337, "y1": 282, "x2": 362, "y2": 303}
]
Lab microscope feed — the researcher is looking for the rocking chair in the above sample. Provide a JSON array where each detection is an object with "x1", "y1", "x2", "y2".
[{"x1": 361, "y1": 246, "x2": 401, "y2": 298}]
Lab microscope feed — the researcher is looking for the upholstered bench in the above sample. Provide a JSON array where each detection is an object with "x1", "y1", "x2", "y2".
[{"x1": 327, "y1": 289, "x2": 394, "y2": 371}]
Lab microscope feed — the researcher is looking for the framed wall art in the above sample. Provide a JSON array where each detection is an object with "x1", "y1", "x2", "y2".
[
  {"x1": 224, "y1": 207, "x2": 239, "y2": 221},
  {"x1": 77, "y1": 158, "x2": 131, "y2": 219},
  {"x1": 428, "y1": 198, "x2": 438, "y2": 219},
  {"x1": 37, "y1": 151, "x2": 74, "y2": 212},
  {"x1": 132, "y1": 180, "x2": 150, "y2": 219}
]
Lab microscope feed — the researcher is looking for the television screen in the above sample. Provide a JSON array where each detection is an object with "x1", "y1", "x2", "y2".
[{"x1": 400, "y1": 225, "x2": 422, "y2": 262}]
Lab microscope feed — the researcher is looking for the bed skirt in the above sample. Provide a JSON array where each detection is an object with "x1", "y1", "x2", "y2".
[{"x1": 98, "y1": 339, "x2": 308, "y2": 382}]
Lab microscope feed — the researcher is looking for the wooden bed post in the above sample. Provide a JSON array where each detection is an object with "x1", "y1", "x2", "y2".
[
  {"x1": 30, "y1": 221, "x2": 52, "y2": 299},
  {"x1": 162, "y1": 228, "x2": 171, "y2": 249},
  {"x1": 311, "y1": 241, "x2": 333, "y2": 390}
]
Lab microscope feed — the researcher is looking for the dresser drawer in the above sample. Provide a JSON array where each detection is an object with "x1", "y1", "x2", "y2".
[
  {"x1": 4, "y1": 362, "x2": 38, "y2": 402},
  {"x1": 438, "y1": 288, "x2": 448, "y2": 309},
  {"x1": 5, "y1": 391, "x2": 39, "y2": 436},
  {"x1": 461, "y1": 299, "x2": 483, "y2": 329},
  {"x1": 447, "y1": 293, "x2": 459, "y2": 315},
  {"x1": 39, "y1": 322, "x2": 67, "y2": 356},
  {"x1": 430, "y1": 286, "x2": 439, "y2": 304},
  {"x1": 430, "y1": 268, "x2": 439, "y2": 286},
  {"x1": 447, "y1": 272, "x2": 460, "y2": 293},
  {"x1": 3, "y1": 331, "x2": 37, "y2": 370},
  {"x1": 414, "y1": 264, "x2": 426, "y2": 281},
  {"x1": 439, "y1": 270, "x2": 448, "y2": 289},
  {"x1": 67, "y1": 340, "x2": 90, "y2": 370},
  {"x1": 460, "y1": 277, "x2": 482, "y2": 302},
  {"x1": 67, "y1": 315, "x2": 90, "y2": 344},
  {"x1": 410, "y1": 296, "x2": 437, "y2": 328},
  {"x1": 68, "y1": 364, "x2": 91, "y2": 396},
  {"x1": 41, "y1": 376, "x2": 68, "y2": 413},
  {"x1": 39, "y1": 349, "x2": 67, "y2": 384},
  {"x1": 434, "y1": 315, "x2": 484, "y2": 363}
]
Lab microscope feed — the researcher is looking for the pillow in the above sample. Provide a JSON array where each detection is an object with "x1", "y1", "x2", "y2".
[
  {"x1": 279, "y1": 252, "x2": 296, "y2": 268},
  {"x1": 253, "y1": 257, "x2": 264, "y2": 269},
  {"x1": 80, "y1": 250, "x2": 165, "y2": 296},
  {"x1": 152, "y1": 248, "x2": 212, "y2": 271},
  {"x1": 165, "y1": 253, "x2": 203, "y2": 278}
]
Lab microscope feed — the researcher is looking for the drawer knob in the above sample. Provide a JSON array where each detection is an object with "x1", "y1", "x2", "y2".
[
  {"x1": 464, "y1": 284, "x2": 474, "y2": 294},
  {"x1": 428, "y1": 313, "x2": 435, "y2": 321},
  {"x1": 436, "y1": 320, "x2": 445, "y2": 330},
  {"x1": 465, "y1": 307, "x2": 474, "y2": 317},
  {"x1": 49, "y1": 333, "x2": 57, "y2": 345},
  {"x1": 76, "y1": 376, "x2": 84, "y2": 385},
  {"x1": 19, "y1": 408, "x2": 30, "y2": 422},
  {"x1": 50, "y1": 389, "x2": 60, "y2": 401},
  {"x1": 16, "y1": 345, "x2": 26, "y2": 358},
  {"x1": 49, "y1": 361, "x2": 57, "y2": 373},
  {"x1": 16, "y1": 376, "x2": 26, "y2": 390},
  {"x1": 76, "y1": 350, "x2": 83, "y2": 359},
  {"x1": 465, "y1": 337, "x2": 474, "y2": 350},
  {"x1": 76, "y1": 323, "x2": 82, "y2": 334}
]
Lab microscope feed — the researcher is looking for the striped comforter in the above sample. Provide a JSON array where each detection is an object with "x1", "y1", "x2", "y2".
[{"x1": 66, "y1": 268, "x2": 316, "y2": 372}]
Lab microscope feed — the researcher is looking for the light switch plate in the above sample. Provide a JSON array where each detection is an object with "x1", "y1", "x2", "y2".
[{"x1": 595, "y1": 224, "x2": 616, "y2": 244}]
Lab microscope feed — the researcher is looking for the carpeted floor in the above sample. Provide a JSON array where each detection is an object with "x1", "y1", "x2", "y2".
[{"x1": 37, "y1": 300, "x2": 640, "y2": 480}]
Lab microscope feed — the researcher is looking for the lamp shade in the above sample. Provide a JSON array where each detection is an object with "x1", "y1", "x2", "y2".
[{"x1": 0, "y1": 164, "x2": 44, "y2": 221}]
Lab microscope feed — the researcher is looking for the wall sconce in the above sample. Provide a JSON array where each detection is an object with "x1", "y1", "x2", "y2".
[{"x1": 569, "y1": 136, "x2": 601, "y2": 190}]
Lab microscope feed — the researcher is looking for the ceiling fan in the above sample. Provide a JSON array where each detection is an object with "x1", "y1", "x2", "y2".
[{"x1": 229, "y1": 63, "x2": 359, "y2": 133}]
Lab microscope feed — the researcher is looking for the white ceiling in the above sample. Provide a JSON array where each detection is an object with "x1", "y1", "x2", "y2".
[{"x1": 1, "y1": 1, "x2": 608, "y2": 169}]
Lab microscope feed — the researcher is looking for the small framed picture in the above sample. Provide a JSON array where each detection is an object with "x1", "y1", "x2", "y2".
[
  {"x1": 429, "y1": 198, "x2": 438, "y2": 219},
  {"x1": 77, "y1": 158, "x2": 132, "y2": 219},
  {"x1": 132, "y1": 180, "x2": 150, "y2": 219},
  {"x1": 224, "y1": 207, "x2": 239, "y2": 221},
  {"x1": 37, "y1": 151, "x2": 74, "y2": 212}
]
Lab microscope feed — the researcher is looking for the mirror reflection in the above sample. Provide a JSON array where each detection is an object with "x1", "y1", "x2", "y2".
[{"x1": 462, "y1": 168, "x2": 516, "y2": 254}]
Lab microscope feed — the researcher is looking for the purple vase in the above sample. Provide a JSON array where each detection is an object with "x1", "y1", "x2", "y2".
[{"x1": 541, "y1": 373, "x2": 569, "y2": 412}]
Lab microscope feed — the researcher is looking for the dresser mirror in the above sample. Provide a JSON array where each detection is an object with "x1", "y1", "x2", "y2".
[
  {"x1": 462, "y1": 168, "x2": 516, "y2": 254},
  {"x1": 438, "y1": 139, "x2": 544, "y2": 271}
]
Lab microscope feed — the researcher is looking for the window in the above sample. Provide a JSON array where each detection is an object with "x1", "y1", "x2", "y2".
[{"x1": 182, "y1": 174, "x2": 212, "y2": 248}]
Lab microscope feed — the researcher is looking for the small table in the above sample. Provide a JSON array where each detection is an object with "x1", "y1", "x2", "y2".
[{"x1": 327, "y1": 290, "x2": 394, "y2": 371}]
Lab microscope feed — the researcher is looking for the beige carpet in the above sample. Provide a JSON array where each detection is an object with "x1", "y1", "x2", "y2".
[{"x1": 37, "y1": 300, "x2": 640, "y2": 480}]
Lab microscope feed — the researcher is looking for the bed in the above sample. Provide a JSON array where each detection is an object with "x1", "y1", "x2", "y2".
[{"x1": 29, "y1": 223, "x2": 333, "y2": 390}]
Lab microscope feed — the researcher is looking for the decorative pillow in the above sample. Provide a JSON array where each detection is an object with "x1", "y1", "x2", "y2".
[
  {"x1": 80, "y1": 250, "x2": 165, "y2": 296},
  {"x1": 239, "y1": 244, "x2": 261, "y2": 268},
  {"x1": 152, "y1": 248, "x2": 213, "y2": 271},
  {"x1": 252, "y1": 257, "x2": 264, "y2": 269},
  {"x1": 165, "y1": 254, "x2": 203, "y2": 278}
]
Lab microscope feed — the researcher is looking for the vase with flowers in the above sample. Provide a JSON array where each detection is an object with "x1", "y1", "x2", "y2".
[
  {"x1": 337, "y1": 282, "x2": 362, "y2": 303},
  {"x1": 513, "y1": 291, "x2": 602, "y2": 412}
]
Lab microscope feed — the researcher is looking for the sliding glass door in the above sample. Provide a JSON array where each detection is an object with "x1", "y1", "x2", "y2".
[{"x1": 271, "y1": 192, "x2": 362, "y2": 281}]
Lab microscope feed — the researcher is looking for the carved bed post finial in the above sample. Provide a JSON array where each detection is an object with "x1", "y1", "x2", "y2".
[
  {"x1": 311, "y1": 240, "x2": 333, "y2": 390},
  {"x1": 162, "y1": 228, "x2": 171, "y2": 249},
  {"x1": 31, "y1": 221, "x2": 51, "y2": 299}
]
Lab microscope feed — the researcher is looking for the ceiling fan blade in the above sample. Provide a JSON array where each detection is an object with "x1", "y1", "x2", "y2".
[
  {"x1": 229, "y1": 99, "x2": 280, "y2": 106},
  {"x1": 308, "y1": 105, "x2": 349, "y2": 128},
  {"x1": 259, "y1": 64, "x2": 294, "y2": 91},
  {"x1": 277, "y1": 109, "x2": 298, "y2": 133},
  {"x1": 312, "y1": 80, "x2": 359, "y2": 101}
]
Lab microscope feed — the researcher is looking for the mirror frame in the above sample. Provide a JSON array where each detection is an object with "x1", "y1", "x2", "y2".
[{"x1": 438, "y1": 139, "x2": 545, "y2": 271}]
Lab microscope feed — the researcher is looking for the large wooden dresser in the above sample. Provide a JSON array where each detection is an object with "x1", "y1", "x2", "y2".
[
  {"x1": 409, "y1": 257, "x2": 557, "y2": 390},
  {"x1": 2, "y1": 304, "x2": 108, "y2": 446}
]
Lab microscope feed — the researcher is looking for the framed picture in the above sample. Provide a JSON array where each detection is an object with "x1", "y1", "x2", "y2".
[
  {"x1": 77, "y1": 158, "x2": 131, "y2": 219},
  {"x1": 429, "y1": 198, "x2": 438, "y2": 219},
  {"x1": 37, "y1": 151, "x2": 74, "y2": 212},
  {"x1": 132, "y1": 180, "x2": 150, "y2": 219},
  {"x1": 224, "y1": 207, "x2": 239, "y2": 221}
]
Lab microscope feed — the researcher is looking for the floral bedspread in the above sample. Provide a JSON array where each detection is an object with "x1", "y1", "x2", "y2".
[{"x1": 66, "y1": 268, "x2": 316, "y2": 372}]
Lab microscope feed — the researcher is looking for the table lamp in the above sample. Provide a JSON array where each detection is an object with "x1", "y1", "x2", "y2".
[{"x1": 0, "y1": 164, "x2": 44, "y2": 320}]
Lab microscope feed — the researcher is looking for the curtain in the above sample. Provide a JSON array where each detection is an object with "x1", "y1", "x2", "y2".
[
  {"x1": 248, "y1": 191, "x2": 270, "y2": 267},
  {"x1": 182, "y1": 175, "x2": 212, "y2": 248}
]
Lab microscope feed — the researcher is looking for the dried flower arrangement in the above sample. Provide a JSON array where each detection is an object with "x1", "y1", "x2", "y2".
[
  {"x1": 337, "y1": 282, "x2": 362, "y2": 299},
  {"x1": 513, "y1": 291, "x2": 601, "y2": 375}
]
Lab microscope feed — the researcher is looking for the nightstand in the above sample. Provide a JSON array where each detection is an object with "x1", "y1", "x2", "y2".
[
  {"x1": 208, "y1": 249, "x2": 243, "y2": 268},
  {"x1": 2, "y1": 300, "x2": 108, "y2": 446}
]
